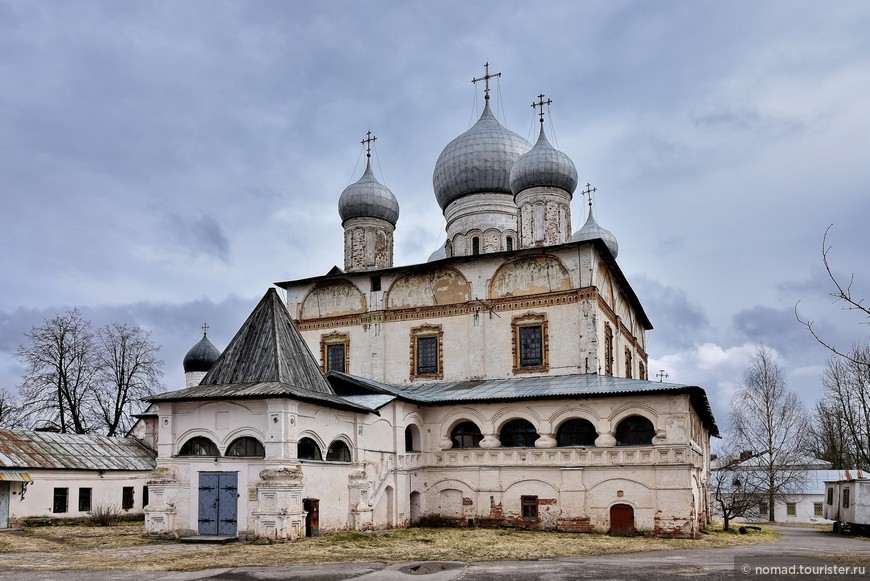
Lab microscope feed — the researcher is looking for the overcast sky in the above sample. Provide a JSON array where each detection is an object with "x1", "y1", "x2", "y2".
[{"x1": 2, "y1": 0, "x2": 868, "y2": 431}]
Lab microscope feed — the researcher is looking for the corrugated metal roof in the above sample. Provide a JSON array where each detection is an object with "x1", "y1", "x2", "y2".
[
  {"x1": 0, "y1": 469, "x2": 32, "y2": 482},
  {"x1": 149, "y1": 381, "x2": 375, "y2": 413},
  {"x1": 340, "y1": 394, "x2": 396, "y2": 410},
  {"x1": 329, "y1": 372, "x2": 719, "y2": 436},
  {"x1": 0, "y1": 429, "x2": 156, "y2": 471}
]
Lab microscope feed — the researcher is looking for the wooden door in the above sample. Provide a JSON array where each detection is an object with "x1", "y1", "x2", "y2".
[{"x1": 610, "y1": 503, "x2": 634, "y2": 535}]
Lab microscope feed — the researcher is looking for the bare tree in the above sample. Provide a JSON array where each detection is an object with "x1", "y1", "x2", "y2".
[
  {"x1": 730, "y1": 346, "x2": 811, "y2": 522},
  {"x1": 814, "y1": 344, "x2": 870, "y2": 468},
  {"x1": 712, "y1": 445, "x2": 765, "y2": 531},
  {"x1": 796, "y1": 225, "x2": 869, "y2": 366},
  {"x1": 95, "y1": 322, "x2": 164, "y2": 436},
  {"x1": 0, "y1": 388, "x2": 22, "y2": 428},
  {"x1": 16, "y1": 309, "x2": 99, "y2": 433},
  {"x1": 810, "y1": 398, "x2": 857, "y2": 469}
]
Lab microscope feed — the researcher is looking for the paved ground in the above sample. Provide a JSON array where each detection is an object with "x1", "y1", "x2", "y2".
[{"x1": 2, "y1": 526, "x2": 869, "y2": 581}]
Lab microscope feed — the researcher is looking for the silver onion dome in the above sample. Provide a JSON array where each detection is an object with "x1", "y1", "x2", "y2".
[
  {"x1": 572, "y1": 208, "x2": 619, "y2": 258},
  {"x1": 432, "y1": 102, "x2": 531, "y2": 210},
  {"x1": 427, "y1": 243, "x2": 447, "y2": 262},
  {"x1": 183, "y1": 332, "x2": 221, "y2": 373},
  {"x1": 338, "y1": 159, "x2": 400, "y2": 226},
  {"x1": 509, "y1": 126, "x2": 578, "y2": 196}
]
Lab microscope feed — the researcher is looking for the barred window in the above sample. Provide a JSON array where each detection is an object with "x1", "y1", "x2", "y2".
[
  {"x1": 226, "y1": 436, "x2": 265, "y2": 457},
  {"x1": 417, "y1": 336, "x2": 438, "y2": 374},
  {"x1": 451, "y1": 421, "x2": 483, "y2": 449},
  {"x1": 814, "y1": 502, "x2": 823, "y2": 517},
  {"x1": 786, "y1": 502, "x2": 796, "y2": 517},
  {"x1": 78, "y1": 488, "x2": 92, "y2": 512},
  {"x1": 179, "y1": 436, "x2": 219, "y2": 456},
  {"x1": 556, "y1": 418, "x2": 597, "y2": 446},
  {"x1": 604, "y1": 324, "x2": 614, "y2": 375},
  {"x1": 614, "y1": 415, "x2": 655, "y2": 446},
  {"x1": 53, "y1": 488, "x2": 68, "y2": 513},
  {"x1": 519, "y1": 326, "x2": 543, "y2": 367},
  {"x1": 327, "y1": 343, "x2": 346, "y2": 373}
]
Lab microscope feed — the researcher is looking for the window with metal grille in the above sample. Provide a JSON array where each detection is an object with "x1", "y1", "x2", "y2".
[
  {"x1": 604, "y1": 324, "x2": 614, "y2": 375},
  {"x1": 451, "y1": 421, "x2": 483, "y2": 448},
  {"x1": 122, "y1": 486, "x2": 134, "y2": 510},
  {"x1": 298, "y1": 437, "x2": 322, "y2": 461},
  {"x1": 178, "y1": 436, "x2": 219, "y2": 456},
  {"x1": 614, "y1": 415, "x2": 655, "y2": 446},
  {"x1": 786, "y1": 502, "x2": 796, "y2": 516},
  {"x1": 472, "y1": 236, "x2": 480, "y2": 255},
  {"x1": 844, "y1": 487, "x2": 850, "y2": 508},
  {"x1": 226, "y1": 436, "x2": 265, "y2": 457},
  {"x1": 759, "y1": 502, "x2": 768, "y2": 515},
  {"x1": 556, "y1": 418, "x2": 597, "y2": 446},
  {"x1": 521, "y1": 496, "x2": 538, "y2": 519},
  {"x1": 53, "y1": 488, "x2": 68, "y2": 513},
  {"x1": 326, "y1": 440, "x2": 351, "y2": 462},
  {"x1": 506, "y1": 236, "x2": 513, "y2": 252},
  {"x1": 78, "y1": 488, "x2": 92, "y2": 512},
  {"x1": 500, "y1": 418, "x2": 539, "y2": 447},
  {"x1": 326, "y1": 343, "x2": 346, "y2": 373},
  {"x1": 814, "y1": 502, "x2": 823, "y2": 517},
  {"x1": 416, "y1": 336, "x2": 438, "y2": 374},
  {"x1": 519, "y1": 325, "x2": 543, "y2": 367}
]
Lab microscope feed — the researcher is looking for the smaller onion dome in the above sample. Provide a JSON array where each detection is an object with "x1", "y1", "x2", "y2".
[
  {"x1": 509, "y1": 126, "x2": 578, "y2": 196},
  {"x1": 572, "y1": 207, "x2": 619, "y2": 258},
  {"x1": 427, "y1": 243, "x2": 447, "y2": 262},
  {"x1": 338, "y1": 159, "x2": 400, "y2": 226},
  {"x1": 183, "y1": 330, "x2": 221, "y2": 373}
]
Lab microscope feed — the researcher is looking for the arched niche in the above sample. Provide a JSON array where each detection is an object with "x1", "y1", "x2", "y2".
[
  {"x1": 386, "y1": 267, "x2": 470, "y2": 309},
  {"x1": 489, "y1": 255, "x2": 572, "y2": 298},
  {"x1": 300, "y1": 279, "x2": 367, "y2": 319}
]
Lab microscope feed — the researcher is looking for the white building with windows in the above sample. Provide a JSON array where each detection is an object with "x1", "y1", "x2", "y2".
[{"x1": 141, "y1": 67, "x2": 719, "y2": 540}]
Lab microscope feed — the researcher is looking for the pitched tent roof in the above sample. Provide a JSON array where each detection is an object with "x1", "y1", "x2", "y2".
[
  {"x1": 200, "y1": 288, "x2": 333, "y2": 394},
  {"x1": 0, "y1": 429, "x2": 156, "y2": 471}
]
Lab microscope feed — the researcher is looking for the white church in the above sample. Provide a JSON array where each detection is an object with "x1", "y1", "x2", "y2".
[{"x1": 138, "y1": 65, "x2": 719, "y2": 540}]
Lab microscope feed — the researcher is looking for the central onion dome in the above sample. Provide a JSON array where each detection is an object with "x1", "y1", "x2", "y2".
[
  {"x1": 509, "y1": 126, "x2": 578, "y2": 196},
  {"x1": 432, "y1": 102, "x2": 531, "y2": 210},
  {"x1": 338, "y1": 158, "x2": 400, "y2": 226},
  {"x1": 183, "y1": 331, "x2": 221, "y2": 373}
]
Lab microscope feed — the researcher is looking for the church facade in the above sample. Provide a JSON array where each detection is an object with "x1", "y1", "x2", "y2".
[{"x1": 141, "y1": 68, "x2": 718, "y2": 540}]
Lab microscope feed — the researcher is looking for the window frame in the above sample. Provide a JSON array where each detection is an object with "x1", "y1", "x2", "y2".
[
  {"x1": 178, "y1": 436, "x2": 220, "y2": 457},
  {"x1": 511, "y1": 313, "x2": 549, "y2": 374},
  {"x1": 604, "y1": 323, "x2": 614, "y2": 375},
  {"x1": 297, "y1": 437, "x2": 323, "y2": 461},
  {"x1": 78, "y1": 487, "x2": 92, "y2": 512},
  {"x1": 814, "y1": 502, "x2": 823, "y2": 517},
  {"x1": 624, "y1": 348, "x2": 632, "y2": 379},
  {"x1": 326, "y1": 440, "x2": 352, "y2": 462},
  {"x1": 614, "y1": 415, "x2": 656, "y2": 446},
  {"x1": 521, "y1": 495, "x2": 538, "y2": 519},
  {"x1": 556, "y1": 418, "x2": 598, "y2": 447},
  {"x1": 500, "y1": 418, "x2": 539, "y2": 448},
  {"x1": 320, "y1": 332, "x2": 349, "y2": 374},
  {"x1": 53, "y1": 487, "x2": 69, "y2": 514},
  {"x1": 122, "y1": 486, "x2": 134, "y2": 510},
  {"x1": 451, "y1": 421, "x2": 483, "y2": 449},
  {"x1": 844, "y1": 487, "x2": 850, "y2": 508},
  {"x1": 410, "y1": 324, "x2": 443, "y2": 380},
  {"x1": 786, "y1": 502, "x2": 796, "y2": 517},
  {"x1": 225, "y1": 436, "x2": 266, "y2": 457}
]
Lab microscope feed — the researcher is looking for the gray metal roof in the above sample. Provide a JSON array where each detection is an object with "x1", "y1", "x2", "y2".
[
  {"x1": 510, "y1": 126, "x2": 578, "y2": 195},
  {"x1": 0, "y1": 429, "x2": 156, "y2": 471},
  {"x1": 183, "y1": 332, "x2": 221, "y2": 373},
  {"x1": 340, "y1": 394, "x2": 397, "y2": 410},
  {"x1": 433, "y1": 102, "x2": 531, "y2": 210},
  {"x1": 338, "y1": 158, "x2": 400, "y2": 225},
  {"x1": 149, "y1": 380, "x2": 375, "y2": 413},
  {"x1": 573, "y1": 206, "x2": 618, "y2": 258},
  {"x1": 328, "y1": 372, "x2": 719, "y2": 436}
]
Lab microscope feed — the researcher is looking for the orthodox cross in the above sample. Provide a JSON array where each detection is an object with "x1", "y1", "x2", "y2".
[
  {"x1": 201, "y1": 323, "x2": 209, "y2": 336},
  {"x1": 472, "y1": 61, "x2": 501, "y2": 101},
  {"x1": 532, "y1": 93, "x2": 552, "y2": 123},
  {"x1": 580, "y1": 182, "x2": 597, "y2": 209},
  {"x1": 361, "y1": 130, "x2": 377, "y2": 158},
  {"x1": 656, "y1": 369, "x2": 669, "y2": 382}
]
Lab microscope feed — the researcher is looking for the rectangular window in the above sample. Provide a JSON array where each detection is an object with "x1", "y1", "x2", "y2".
[
  {"x1": 758, "y1": 502, "x2": 768, "y2": 515},
  {"x1": 844, "y1": 487, "x2": 850, "y2": 509},
  {"x1": 521, "y1": 495, "x2": 538, "y2": 519},
  {"x1": 519, "y1": 325, "x2": 543, "y2": 367},
  {"x1": 604, "y1": 324, "x2": 614, "y2": 375},
  {"x1": 814, "y1": 502, "x2": 823, "y2": 517},
  {"x1": 78, "y1": 488, "x2": 92, "y2": 512},
  {"x1": 370, "y1": 275, "x2": 381, "y2": 292},
  {"x1": 53, "y1": 488, "x2": 68, "y2": 513},
  {"x1": 122, "y1": 486, "x2": 134, "y2": 510},
  {"x1": 416, "y1": 336, "x2": 438, "y2": 374},
  {"x1": 827, "y1": 487, "x2": 834, "y2": 505},
  {"x1": 143, "y1": 486, "x2": 149, "y2": 509},
  {"x1": 786, "y1": 502, "x2": 796, "y2": 516},
  {"x1": 625, "y1": 348, "x2": 633, "y2": 379},
  {"x1": 327, "y1": 343, "x2": 346, "y2": 373}
]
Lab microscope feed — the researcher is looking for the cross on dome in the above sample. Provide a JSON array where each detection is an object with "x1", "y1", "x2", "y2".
[
  {"x1": 201, "y1": 323, "x2": 209, "y2": 336},
  {"x1": 361, "y1": 130, "x2": 377, "y2": 158},
  {"x1": 472, "y1": 61, "x2": 501, "y2": 101},
  {"x1": 532, "y1": 93, "x2": 552, "y2": 124},
  {"x1": 580, "y1": 182, "x2": 597, "y2": 209}
]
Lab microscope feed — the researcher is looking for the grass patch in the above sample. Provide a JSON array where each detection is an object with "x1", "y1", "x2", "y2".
[{"x1": 0, "y1": 524, "x2": 779, "y2": 572}]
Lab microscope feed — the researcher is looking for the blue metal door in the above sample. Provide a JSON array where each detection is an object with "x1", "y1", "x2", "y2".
[
  {"x1": 198, "y1": 472, "x2": 237, "y2": 536},
  {"x1": 0, "y1": 482, "x2": 9, "y2": 529}
]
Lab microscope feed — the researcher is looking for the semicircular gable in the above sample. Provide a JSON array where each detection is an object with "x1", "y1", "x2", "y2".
[
  {"x1": 386, "y1": 267, "x2": 470, "y2": 309},
  {"x1": 489, "y1": 255, "x2": 572, "y2": 298},
  {"x1": 300, "y1": 279, "x2": 366, "y2": 320}
]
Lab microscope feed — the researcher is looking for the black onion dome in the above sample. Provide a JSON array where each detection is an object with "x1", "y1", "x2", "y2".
[
  {"x1": 183, "y1": 333, "x2": 221, "y2": 373},
  {"x1": 432, "y1": 102, "x2": 531, "y2": 210},
  {"x1": 509, "y1": 126, "x2": 578, "y2": 196}
]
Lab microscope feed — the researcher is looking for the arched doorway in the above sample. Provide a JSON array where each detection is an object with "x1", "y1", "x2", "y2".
[
  {"x1": 610, "y1": 503, "x2": 634, "y2": 535},
  {"x1": 410, "y1": 491, "x2": 422, "y2": 524}
]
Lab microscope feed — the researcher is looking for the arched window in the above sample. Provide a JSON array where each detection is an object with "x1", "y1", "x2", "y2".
[
  {"x1": 297, "y1": 437, "x2": 322, "y2": 460},
  {"x1": 615, "y1": 415, "x2": 655, "y2": 446},
  {"x1": 225, "y1": 436, "x2": 265, "y2": 457},
  {"x1": 326, "y1": 440, "x2": 351, "y2": 462},
  {"x1": 506, "y1": 236, "x2": 514, "y2": 252},
  {"x1": 451, "y1": 421, "x2": 483, "y2": 449},
  {"x1": 405, "y1": 425, "x2": 421, "y2": 452},
  {"x1": 178, "y1": 436, "x2": 219, "y2": 457},
  {"x1": 500, "y1": 419, "x2": 538, "y2": 448},
  {"x1": 472, "y1": 236, "x2": 480, "y2": 255},
  {"x1": 556, "y1": 418, "x2": 598, "y2": 447}
]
